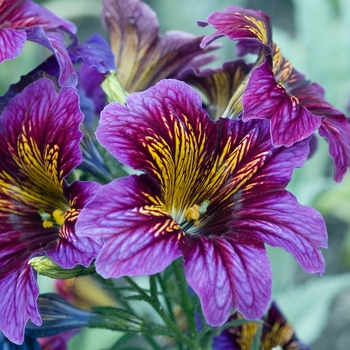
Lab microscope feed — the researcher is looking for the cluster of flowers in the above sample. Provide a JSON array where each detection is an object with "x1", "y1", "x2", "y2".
[{"x1": 1, "y1": 0, "x2": 349, "y2": 348}]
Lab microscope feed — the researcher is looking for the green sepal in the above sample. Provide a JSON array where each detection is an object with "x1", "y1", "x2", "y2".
[
  {"x1": 102, "y1": 71, "x2": 129, "y2": 104},
  {"x1": 29, "y1": 255, "x2": 96, "y2": 279}
]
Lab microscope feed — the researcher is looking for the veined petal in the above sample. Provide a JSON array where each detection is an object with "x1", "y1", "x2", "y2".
[
  {"x1": 68, "y1": 33, "x2": 115, "y2": 74},
  {"x1": 0, "y1": 28, "x2": 26, "y2": 63},
  {"x1": 230, "y1": 191, "x2": 326, "y2": 274},
  {"x1": 0, "y1": 0, "x2": 76, "y2": 65},
  {"x1": 97, "y1": 79, "x2": 218, "y2": 216},
  {"x1": 319, "y1": 115, "x2": 350, "y2": 182},
  {"x1": 102, "y1": 0, "x2": 218, "y2": 92},
  {"x1": 26, "y1": 27, "x2": 77, "y2": 87},
  {"x1": 184, "y1": 235, "x2": 271, "y2": 324},
  {"x1": 285, "y1": 69, "x2": 350, "y2": 182},
  {"x1": 242, "y1": 60, "x2": 322, "y2": 147},
  {"x1": 0, "y1": 78, "x2": 85, "y2": 343},
  {"x1": 0, "y1": 78, "x2": 83, "y2": 186},
  {"x1": 46, "y1": 181, "x2": 103, "y2": 269},
  {"x1": 76, "y1": 175, "x2": 182, "y2": 278},
  {"x1": 199, "y1": 6, "x2": 272, "y2": 54},
  {"x1": 0, "y1": 264, "x2": 41, "y2": 345},
  {"x1": 0, "y1": 0, "x2": 76, "y2": 32}
]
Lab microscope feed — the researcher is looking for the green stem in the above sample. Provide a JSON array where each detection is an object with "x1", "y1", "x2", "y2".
[
  {"x1": 172, "y1": 259, "x2": 197, "y2": 340},
  {"x1": 156, "y1": 273, "x2": 184, "y2": 350},
  {"x1": 124, "y1": 276, "x2": 200, "y2": 349},
  {"x1": 93, "y1": 276, "x2": 160, "y2": 350}
]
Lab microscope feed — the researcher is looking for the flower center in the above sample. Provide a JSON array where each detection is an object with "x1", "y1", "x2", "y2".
[
  {"x1": 180, "y1": 200, "x2": 210, "y2": 232},
  {"x1": 39, "y1": 208, "x2": 66, "y2": 228}
]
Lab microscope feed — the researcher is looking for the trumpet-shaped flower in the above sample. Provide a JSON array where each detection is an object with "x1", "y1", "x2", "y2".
[
  {"x1": 76, "y1": 79, "x2": 327, "y2": 327},
  {"x1": 212, "y1": 302, "x2": 310, "y2": 350},
  {"x1": 0, "y1": 78, "x2": 102, "y2": 344},
  {"x1": 199, "y1": 6, "x2": 350, "y2": 182},
  {"x1": 102, "y1": 0, "x2": 219, "y2": 93}
]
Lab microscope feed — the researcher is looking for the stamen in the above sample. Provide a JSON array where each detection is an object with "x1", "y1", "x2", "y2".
[
  {"x1": 180, "y1": 200, "x2": 210, "y2": 232},
  {"x1": 52, "y1": 209, "x2": 65, "y2": 226},
  {"x1": 39, "y1": 208, "x2": 66, "y2": 228}
]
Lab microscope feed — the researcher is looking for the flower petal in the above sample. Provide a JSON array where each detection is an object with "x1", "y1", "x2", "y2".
[
  {"x1": 230, "y1": 191, "x2": 326, "y2": 274},
  {"x1": 0, "y1": 28, "x2": 26, "y2": 63},
  {"x1": 0, "y1": 0, "x2": 76, "y2": 32},
  {"x1": 242, "y1": 60, "x2": 322, "y2": 147},
  {"x1": 46, "y1": 181, "x2": 103, "y2": 269},
  {"x1": 76, "y1": 175, "x2": 182, "y2": 278},
  {"x1": 26, "y1": 27, "x2": 77, "y2": 87},
  {"x1": 102, "y1": 0, "x2": 217, "y2": 92},
  {"x1": 184, "y1": 235, "x2": 271, "y2": 324},
  {"x1": 97, "y1": 79, "x2": 215, "y2": 209},
  {"x1": 319, "y1": 115, "x2": 350, "y2": 182},
  {"x1": 199, "y1": 6, "x2": 272, "y2": 54},
  {"x1": 0, "y1": 78, "x2": 84, "y2": 183},
  {"x1": 0, "y1": 265, "x2": 41, "y2": 344},
  {"x1": 68, "y1": 33, "x2": 115, "y2": 73}
]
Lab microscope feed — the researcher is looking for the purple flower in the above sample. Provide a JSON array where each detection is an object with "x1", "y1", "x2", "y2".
[
  {"x1": 102, "y1": 0, "x2": 219, "y2": 92},
  {"x1": 76, "y1": 79, "x2": 327, "y2": 327},
  {"x1": 198, "y1": 6, "x2": 272, "y2": 57},
  {"x1": 0, "y1": 0, "x2": 79, "y2": 86},
  {"x1": 0, "y1": 78, "x2": 102, "y2": 344},
  {"x1": 197, "y1": 6, "x2": 350, "y2": 182},
  {"x1": 213, "y1": 302, "x2": 310, "y2": 350},
  {"x1": 242, "y1": 55, "x2": 350, "y2": 182}
]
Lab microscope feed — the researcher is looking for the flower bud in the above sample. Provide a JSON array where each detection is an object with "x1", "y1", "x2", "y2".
[{"x1": 29, "y1": 256, "x2": 95, "y2": 279}]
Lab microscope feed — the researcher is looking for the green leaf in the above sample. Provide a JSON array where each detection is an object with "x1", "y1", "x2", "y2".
[{"x1": 122, "y1": 295, "x2": 148, "y2": 301}]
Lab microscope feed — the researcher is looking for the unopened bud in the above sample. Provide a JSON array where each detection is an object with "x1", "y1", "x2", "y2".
[{"x1": 29, "y1": 255, "x2": 95, "y2": 279}]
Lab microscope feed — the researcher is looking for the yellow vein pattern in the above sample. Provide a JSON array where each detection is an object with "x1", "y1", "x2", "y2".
[{"x1": 0, "y1": 123, "x2": 67, "y2": 214}]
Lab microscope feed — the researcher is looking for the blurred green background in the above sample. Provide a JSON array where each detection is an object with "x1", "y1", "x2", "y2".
[{"x1": 2, "y1": 0, "x2": 350, "y2": 349}]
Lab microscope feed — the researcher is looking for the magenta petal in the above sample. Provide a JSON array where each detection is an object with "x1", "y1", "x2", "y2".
[
  {"x1": 97, "y1": 79, "x2": 208, "y2": 174},
  {"x1": 184, "y1": 236, "x2": 271, "y2": 325},
  {"x1": 0, "y1": 265, "x2": 41, "y2": 345},
  {"x1": 0, "y1": 28, "x2": 26, "y2": 63},
  {"x1": 26, "y1": 27, "x2": 76, "y2": 87},
  {"x1": 1, "y1": 0, "x2": 76, "y2": 33},
  {"x1": 1, "y1": 78, "x2": 84, "y2": 178},
  {"x1": 199, "y1": 6, "x2": 272, "y2": 53},
  {"x1": 76, "y1": 175, "x2": 182, "y2": 278},
  {"x1": 231, "y1": 191, "x2": 327, "y2": 274},
  {"x1": 242, "y1": 61, "x2": 322, "y2": 147},
  {"x1": 319, "y1": 115, "x2": 350, "y2": 182},
  {"x1": 46, "y1": 181, "x2": 103, "y2": 269}
]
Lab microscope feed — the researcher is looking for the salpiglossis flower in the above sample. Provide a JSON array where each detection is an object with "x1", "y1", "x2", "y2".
[
  {"x1": 0, "y1": 78, "x2": 102, "y2": 344},
  {"x1": 212, "y1": 302, "x2": 310, "y2": 350},
  {"x1": 102, "y1": 0, "x2": 219, "y2": 93},
  {"x1": 197, "y1": 6, "x2": 350, "y2": 182},
  {"x1": 76, "y1": 79, "x2": 327, "y2": 327}
]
